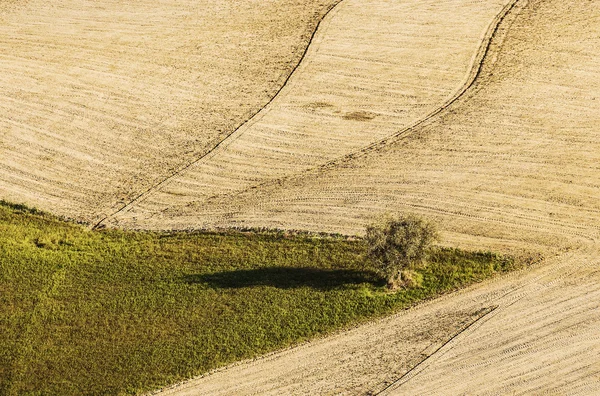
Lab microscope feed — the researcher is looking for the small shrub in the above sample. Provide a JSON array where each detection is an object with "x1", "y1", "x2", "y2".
[{"x1": 365, "y1": 214, "x2": 439, "y2": 289}]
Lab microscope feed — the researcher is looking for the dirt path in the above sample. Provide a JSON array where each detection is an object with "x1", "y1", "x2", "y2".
[{"x1": 152, "y1": 0, "x2": 600, "y2": 393}]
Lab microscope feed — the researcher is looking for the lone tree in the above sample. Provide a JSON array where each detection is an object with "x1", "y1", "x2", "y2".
[{"x1": 365, "y1": 214, "x2": 439, "y2": 289}]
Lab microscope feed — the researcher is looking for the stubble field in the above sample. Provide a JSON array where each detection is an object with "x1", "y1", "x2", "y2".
[
  {"x1": 103, "y1": 0, "x2": 512, "y2": 229},
  {"x1": 0, "y1": 0, "x2": 339, "y2": 224}
]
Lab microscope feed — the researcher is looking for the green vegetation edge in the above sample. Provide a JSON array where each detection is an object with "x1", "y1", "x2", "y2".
[{"x1": 0, "y1": 201, "x2": 520, "y2": 395}]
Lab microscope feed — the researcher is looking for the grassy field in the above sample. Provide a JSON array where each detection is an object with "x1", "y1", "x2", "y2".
[{"x1": 0, "y1": 201, "x2": 518, "y2": 395}]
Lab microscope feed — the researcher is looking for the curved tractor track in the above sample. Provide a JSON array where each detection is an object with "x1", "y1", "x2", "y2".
[
  {"x1": 107, "y1": 0, "x2": 513, "y2": 229},
  {"x1": 153, "y1": 0, "x2": 600, "y2": 394}
]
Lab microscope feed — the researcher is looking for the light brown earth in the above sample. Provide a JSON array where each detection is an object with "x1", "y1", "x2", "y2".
[
  {"x1": 149, "y1": 0, "x2": 600, "y2": 394},
  {"x1": 0, "y1": 0, "x2": 340, "y2": 223}
]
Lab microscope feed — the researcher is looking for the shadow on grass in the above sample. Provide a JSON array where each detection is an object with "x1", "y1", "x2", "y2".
[{"x1": 183, "y1": 267, "x2": 380, "y2": 290}]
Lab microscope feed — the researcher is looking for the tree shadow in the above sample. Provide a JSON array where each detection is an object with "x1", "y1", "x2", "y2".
[{"x1": 183, "y1": 267, "x2": 379, "y2": 290}]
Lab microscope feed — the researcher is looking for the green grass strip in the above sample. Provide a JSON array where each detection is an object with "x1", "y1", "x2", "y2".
[{"x1": 0, "y1": 202, "x2": 519, "y2": 395}]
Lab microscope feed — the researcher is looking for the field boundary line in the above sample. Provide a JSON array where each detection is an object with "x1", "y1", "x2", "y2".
[
  {"x1": 319, "y1": 0, "x2": 525, "y2": 164},
  {"x1": 91, "y1": 0, "x2": 345, "y2": 229}
]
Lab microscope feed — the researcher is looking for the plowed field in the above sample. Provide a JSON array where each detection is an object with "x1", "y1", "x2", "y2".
[
  {"x1": 0, "y1": 0, "x2": 339, "y2": 223},
  {"x1": 105, "y1": 0, "x2": 512, "y2": 229}
]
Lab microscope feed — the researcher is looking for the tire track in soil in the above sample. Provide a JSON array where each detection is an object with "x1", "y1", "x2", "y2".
[{"x1": 107, "y1": 0, "x2": 517, "y2": 229}]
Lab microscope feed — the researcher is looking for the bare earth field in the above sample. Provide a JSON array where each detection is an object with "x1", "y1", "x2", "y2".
[
  {"x1": 0, "y1": 0, "x2": 339, "y2": 223},
  {"x1": 105, "y1": 0, "x2": 511, "y2": 229},
  {"x1": 148, "y1": 0, "x2": 600, "y2": 394}
]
